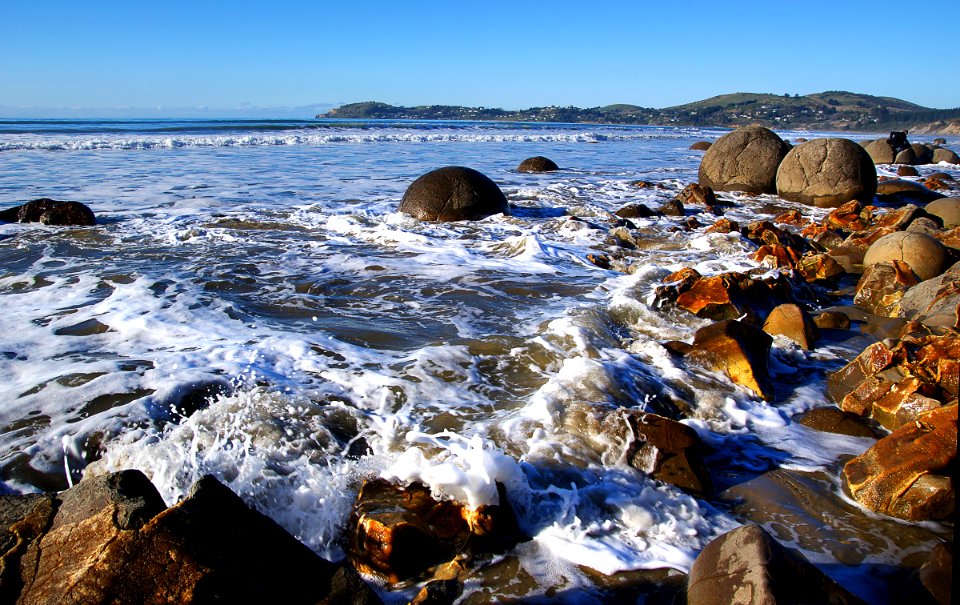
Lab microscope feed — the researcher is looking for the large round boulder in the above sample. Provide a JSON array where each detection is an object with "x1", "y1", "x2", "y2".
[
  {"x1": 910, "y1": 143, "x2": 934, "y2": 164},
  {"x1": 775, "y1": 138, "x2": 877, "y2": 207},
  {"x1": 399, "y1": 167, "x2": 509, "y2": 221},
  {"x1": 698, "y1": 126, "x2": 790, "y2": 194},
  {"x1": 925, "y1": 197, "x2": 960, "y2": 228},
  {"x1": 862, "y1": 231, "x2": 947, "y2": 281},
  {"x1": 932, "y1": 148, "x2": 960, "y2": 164},
  {"x1": 895, "y1": 147, "x2": 918, "y2": 165},
  {"x1": 517, "y1": 156, "x2": 559, "y2": 173},
  {"x1": 864, "y1": 139, "x2": 896, "y2": 164}
]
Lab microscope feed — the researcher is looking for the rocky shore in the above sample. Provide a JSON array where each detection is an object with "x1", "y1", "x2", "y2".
[{"x1": 1, "y1": 128, "x2": 956, "y2": 604}]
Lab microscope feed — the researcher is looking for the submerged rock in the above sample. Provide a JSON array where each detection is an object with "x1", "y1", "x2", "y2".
[
  {"x1": 0, "y1": 470, "x2": 380, "y2": 605},
  {"x1": 842, "y1": 404, "x2": 956, "y2": 521},
  {"x1": 775, "y1": 138, "x2": 877, "y2": 207},
  {"x1": 0, "y1": 198, "x2": 96, "y2": 226},
  {"x1": 517, "y1": 156, "x2": 559, "y2": 173},
  {"x1": 689, "y1": 141, "x2": 712, "y2": 151},
  {"x1": 698, "y1": 126, "x2": 790, "y2": 194},
  {"x1": 686, "y1": 524, "x2": 865, "y2": 605},
  {"x1": 919, "y1": 542, "x2": 953, "y2": 605},
  {"x1": 794, "y1": 406, "x2": 881, "y2": 438},
  {"x1": 399, "y1": 166, "x2": 509, "y2": 222}
]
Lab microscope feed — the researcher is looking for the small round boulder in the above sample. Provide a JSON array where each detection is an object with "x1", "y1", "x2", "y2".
[
  {"x1": 689, "y1": 141, "x2": 712, "y2": 151},
  {"x1": 864, "y1": 139, "x2": 896, "y2": 164},
  {"x1": 863, "y1": 231, "x2": 947, "y2": 281},
  {"x1": 925, "y1": 197, "x2": 960, "y2": 229},
  {"x1": 399, "y1": 167, "x2": 509, "y2": 222},
  {"x1": 775, "y1": 138, "x2": 877, "y2": 207},
  {"x1": 517, "y1": 156, "x2": 559, "y2": 173},
  {"x1": 698, "y1": 126, "x2": 790, "y2": 194},
  {"x1": 932, "y1": 148, "x2": 960, "y2": 164}
]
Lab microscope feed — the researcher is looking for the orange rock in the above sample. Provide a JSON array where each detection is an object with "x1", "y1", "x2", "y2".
[
  {"x1": 796, "y1": 253, "x2": 845, "y2": 282},
  {"x1": 676, "y1": 182, "x2": 717, "y2": 206},
  {"x1": 689, "y1": 319, "x2": 774, "y2": 399},
  {"x1": 842, "y1": 404, "x2": 957, "y2": 521},
  {"x1": 772, "y1": 209, "x2": 804, "y2": 226},
  {"x1": 762, "y1": 303, "x2": 819, "y2": 350},
  {"x1": 924, "y1": 177, "x2": 951, "y2": 191},
  {"x1": 753, "y1": 244, "x2": 802, "y2": 269},
  {"x1": 824, "y1": 201, "x2": 875, "y2": 232},
  {"x1": 853, "y1": 260, "x2": 921, "y2": 317},
  {"x1": 705, "y1": 218, "x2": 739, "y2": 234}
]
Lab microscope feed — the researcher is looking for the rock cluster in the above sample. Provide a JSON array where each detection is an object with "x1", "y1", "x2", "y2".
[
  {"x1": 0, "y1": 470, "x2": 381, "y2": 605},
  {"x1": 863, "y1": 132, "x2": 959, "y2": 166}
]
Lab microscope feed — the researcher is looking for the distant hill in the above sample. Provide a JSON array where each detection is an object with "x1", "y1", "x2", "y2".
[{"x1": 319, "y1": 92, "x2": 960, "y2": 132}]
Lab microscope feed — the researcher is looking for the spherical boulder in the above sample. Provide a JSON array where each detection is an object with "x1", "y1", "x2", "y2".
[
  {"x1": 932, "y1": 148, "x2": 960, "y2": 164},
  {"x1": 910, "y1": 143, "x2": 934, "y2": 165},
  {"x1": 895, "y1": 147, "x2": 918, "y2": 165},
  {"x1": 698, "y1": 126, "x2": 790, "y2": 194},
  {"x1": 864, "y1": 139, "x2": 896, "y2": 164},
  {"x1": 517, "y1": 156, "x2": 559, "y2": 173},
  {"x1": 399, "y1": 167, "x2": 509, "y2": 222},
  {"x1": 862, "y1": 231, "x2": 947, "y2": 281},
  {"x1": 775, "y1": 138, "x2": 877, "y2": 207},
  {"x1": 897, "y1": 165, "x2": 919, "y2": 177},
  {"x1": 925, "y1": 197, "x2": 960, "y2": 229},
  {"x1": 689, "y1": 141, "x2": 712, "y2": 151}
]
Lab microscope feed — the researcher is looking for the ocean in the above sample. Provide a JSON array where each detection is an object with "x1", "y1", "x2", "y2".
[{"x1": 0, "y1": 118, "x2": 952, "y2": 603}]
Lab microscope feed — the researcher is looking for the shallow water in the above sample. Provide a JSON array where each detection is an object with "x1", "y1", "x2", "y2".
[{"x1": 0, "y1": 119, "x2": 954, "y2": 602}]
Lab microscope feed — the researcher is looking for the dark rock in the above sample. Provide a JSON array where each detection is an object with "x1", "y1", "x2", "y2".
[
  {"x1": 876, "y1": 179, "x2": 944, "y2": 205},
  {"x1": 794, "y1": 406, "x2": 881, "y2": 438},
  {"x1": 862, "y1": 231, "x2": 947, "y2": 281},
  {"x1": 698, "y1": 126, "x2": 790, "y2": 194},
  {"x1": 933, "y1": 138, "x2": 947, "y2": 146},
  {"x1": 603, "y1": 410, "x2": 712, "y2": 493},
  {"x1": 517, "y1": 156, "x2": 559, "y2": 173},
  {"x1": 919, "y1": 542, "x2": 953, "y2": 605},
  {"x1": 688, "y1": 319, "x2": 774, "y2": 400},
  {"x1": 687, "y1": 524, "x2": 865, "y2": 605},
  {"x1": 689, "y1": 141, "x2": 711, "y2": 151},
  {"x1": 5, "y1": 471, "x2": 381, "y2": 605},
  {"x1": 775, "y1": 138, "x2": 878, "y2": 207},
  {"x1": 399, "y1": 167, "x2": 509, "y2": 222},
  {"x1": 0, "y1": 198, "x2": 96, "y2": 226},
  {"x1": 659, "y1": 199, "x2": 684, "y2": 216},
  {"x1": 906, "y1": 217, "x2": 943, "y2": 237},
  {"x1": 897, "y1": 165, "x2": 920, "y2": 177},
  {"x1": 888, "y1": 131, "x2": 911, "y2": 155},
  {"x1": 929, "y1": 172, "x2": 953, "y2": 181},
  {"x1": 895, "y1": 147, "x2": 919, "y2": 165},
  {"x1": 410, "y1": 578, "x2": 464, "y2": 605},
  {"x1": 615, "y1": 203, "x2": 656, "y2": 219},
  {"x1": 842, "y1": 404, "x2": 956, "y2": 521},
  {"x1": 910, "y1": 143, "x2": 934, "y2": 165}
]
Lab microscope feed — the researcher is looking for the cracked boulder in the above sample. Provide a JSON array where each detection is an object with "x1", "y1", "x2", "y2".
[
  {"x1": 0, "y1": 470, "x2": 381, "y2": 605},
  {"x1": 925, "y1": 197, "x2": 960, "y2": 229},
  {"x1": 775, "y1": 138, "x2": 878, "y2": 207},
  {"x1": 399, "y1": 166, "x2": 509, "y2": 221},
  {"x1": 687, "y1": 524, "x2": 865, "y2": 605},
  {"x1": 863, "y1": 231, "x2": 947, "y2": 281},
  {"x1": 864, "y1": 138, "x2": 897, "y2": 164},
  {"x1": 698, "y1": 126, "x2": 790, "y2": 194},
  {"x1": 842, "y1": 404, "x2": 956, "y2": 521}
]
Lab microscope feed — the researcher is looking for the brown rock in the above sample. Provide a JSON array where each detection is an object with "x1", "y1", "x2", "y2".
[
  {"x1": 872, "y1": 204, "x2": 924, "y2": 230},
  {"x1": 864, "y1": 138, "x2": 897, "y2": 164},
  {"x1": 0, "y1": 198, "x2": 97, "y2": 226},
  {"x1": 698, "y1": 126, "x2": 790, "y2": 194},
  {"x1": 876, "y1": 179, "x2": 944, "y2": 205},
  {"x1": 775, "y1": 138, "x2": 878, "y2": 207},
  {"x1": 409, "y1": 578, "x2": 464, "y2": 605},
  {"x1": 517, "y1": 156, "x2": 559, "y2": 173},
  {"x1": 814, "y1": 311, "x2": 851, "y2": 329},
  {"x1": 762, "y1": 303, "x2": 818, "y2": 349},
  {"x1": 824, "y1": 200, "x2": 876, "y2": 233},
  {"x1": 753, "y1": 244, "x2": 802, "y2": 270},
  {"x1": 8, "y1": 471, "x2": 380, "y2": 605},
  {"x1": 603, "y1": 410, "x2": 712, "y2": 493},
  {"x1": 772, "y1": 209, "x2": 804, "y2": 226},
  {"x1": 796, "y1": 253, "x2": 845, "y2": 282},
  {"x1": 349, "y1": 479, "x2": 518, "y2": 583},
  {"x1": 842, "y1": 404, "x2": 956, "y2": 521},
  {"x1": 925, "y1": 197, "x2": 960, "y2": 229},
  {"x1": 919, "y1": 542, "x2": 953, "y2": 605},
  {"x1": 794, "y1": 406, "x2": 880, "y2": 438},
  {"x1": 899, "y1": 261, "x2": 960, "y2": 328},
  {"x1": 743, "y1": 220, "x2": 804, "y2": 249},
  {"x1": 659, "y1": 199, "x2": 684, "y2": 216},
  {"x1": 399, "y1": 167, "x2": 509, "y2": 222},
  {"x1": 895, "y1": 147, "x2": 919, "y2": 165},
  {"x1": 897, "y1": 165, "x2": 920, "y2": 177},
  {"x1": 687, "y1": 524, "x2": 865, "y2": 605},
  {"x1": 676, "y1": 183, "x2": 717, "y2": 206},
  {"x1": 924, "y1": 177, "x2": 953, "y2": 191},
  {"x1": 932, "y1": 148, "x2": 960, "y2": 165},
  {"x1": 704, "y1": 218, "x2": 739, "y2": 234},
  {"x1": 689, "y1": 141, "x2": 712, "y2": 151},
  {"x1": 689, "y1": 319, "x2": 774, "y2": 399},
  {"x1": 854, "y1": 260, "x2": 921, "y2": 317},
  {"x1": 911, "y1": 143, "x2": 934, "y2": 164}
]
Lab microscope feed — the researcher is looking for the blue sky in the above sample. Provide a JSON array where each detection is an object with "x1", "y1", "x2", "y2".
[{"x1": 1, "y1": 0, "x2": 957, "y2": 116}]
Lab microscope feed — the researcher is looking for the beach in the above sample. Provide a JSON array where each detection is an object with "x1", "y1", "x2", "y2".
[{"x1": 0, "y1": 118, "x2": 954, "y2": 603}]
